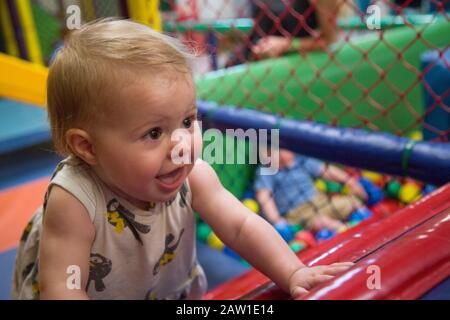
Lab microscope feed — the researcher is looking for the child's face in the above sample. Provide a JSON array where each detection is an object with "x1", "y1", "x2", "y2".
[
  {"x1": 91, "y1": 71, "x2": 202, "y2": 204},
  {"x1": 279, "y1": 149, "x2": 295, "y2": 168}
]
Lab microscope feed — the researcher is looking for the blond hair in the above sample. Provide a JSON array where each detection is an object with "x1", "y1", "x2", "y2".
[{"x1": 47, "y1": 18, "x2": 192, "y2": 156}]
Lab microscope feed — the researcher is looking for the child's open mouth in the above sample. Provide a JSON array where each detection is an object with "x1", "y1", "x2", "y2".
[{"x1": 156, "y1": 167, "x2": 185, "y2": 191}]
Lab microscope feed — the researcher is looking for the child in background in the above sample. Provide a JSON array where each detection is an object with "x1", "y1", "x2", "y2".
[
  {"x1": 12, "y1": 19, "x2": 352, "y2": 300},
  {"x1": 255, "y1": 149, "x2": 367, "y2": 232}
]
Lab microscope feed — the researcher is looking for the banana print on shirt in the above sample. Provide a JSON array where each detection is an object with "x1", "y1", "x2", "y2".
[
  {"x1": 106, "y1": 199, "x2": 151, "y2": 245},
  {"x1": 153, "y1": 229, "x2": 185, "y2": 275}
]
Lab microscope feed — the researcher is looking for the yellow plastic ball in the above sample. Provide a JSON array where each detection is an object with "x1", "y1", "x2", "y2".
[
  {"x1": 207, "y1": 232, "x2": 225, "y2": 250},
  {"x1": 315, "y1": 179, "x2": 327, "y2": 193},
  {"x1": 362, "y1": 170, "x2": 383, "y2": 185},
  {"x1": 243, "y1": 199, "x2": 259, "y2": 214},
  {"x1": 409, "y1": 130, "x2": 423, "y2": 141},
  {"x1": 342, "y1": 185, "x2": 352, "y2": 195},
  {"x1": 399, "y1": 183, "x2": 421, "y2": 204}
]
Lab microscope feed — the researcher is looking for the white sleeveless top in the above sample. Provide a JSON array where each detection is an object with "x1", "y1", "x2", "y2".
[{"x1": 12, "y1": 157, "x2": 207, "y2": 300}]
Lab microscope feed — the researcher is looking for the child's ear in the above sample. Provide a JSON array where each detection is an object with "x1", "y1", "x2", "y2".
[{"x1": 65, "y1": 128, "x2": 98, "y2": 165}]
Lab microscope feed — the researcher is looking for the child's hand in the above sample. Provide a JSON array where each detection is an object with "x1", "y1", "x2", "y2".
[
  {"x1": 346, "y1": 178, "x2": 368, "y2": 201},
  {"x1": 309, "y1": 214, "x2": 345, "y2": 232},
  {"x1": 252, "y1": 36, "x2": 291, "y2": 58},
  {"x1": 289, "y1": 262, "x2": 354, "y2": 299}
]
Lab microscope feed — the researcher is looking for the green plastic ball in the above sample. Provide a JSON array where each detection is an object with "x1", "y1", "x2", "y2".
[
  {"x1": 385, "y1": 180, "x2": 401, "y2": 198},
  {"x1": 289, "y1": 223, "x2": 303, "y2": 234},
  {"x1": 240, "y1": 259, "x2": 251, "y2": 267},
  {"x1": 289, "y1": 241, "x2": 306, "y2": 253},
  {"x1": 197, "y1": 223, "x2": 212, "y2": 242},
  {"x1": 326, "y1": 181, "x2": 343, "y2": 193}
]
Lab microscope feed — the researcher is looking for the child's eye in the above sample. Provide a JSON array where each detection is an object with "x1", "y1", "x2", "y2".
[
  {"x1": 183, "y1": 117, "x2": 194, "y2": 129},
  {"x1": 147, "y1": 127, "x2": 162, "y2": 140}
]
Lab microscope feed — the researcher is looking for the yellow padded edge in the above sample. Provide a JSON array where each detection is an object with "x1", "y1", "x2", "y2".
[{"x1": 0, "y1": 52, "x2": 47, "y2": 106}]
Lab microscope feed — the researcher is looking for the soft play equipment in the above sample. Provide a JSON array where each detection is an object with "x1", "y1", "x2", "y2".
[
  {"x1": 206, "y1": 182, "x2": 450, "y2": 300},
  {"x1": 421, "y1": 48, "x2": 450, "y2": 141},
  {"x1": 1, "y1": 11, "x2": 448, "y2": 300},
  {"x1": 0, "y1": 99, "x2": 50, "y2": 153},
  {"x1": 198, "y1": 102, "x2": 450, "y2": 186},
  {"x1": 196, "y1": 18, "x2": 450, "y2": 135}
]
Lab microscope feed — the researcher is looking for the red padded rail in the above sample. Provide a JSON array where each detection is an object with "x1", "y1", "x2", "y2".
[
  {"x1": 304, "y1": 207, "x2": 450, "y2": 299},
  {"x1": 206, "y1": 183, "x2": 450, "y2": 300}
]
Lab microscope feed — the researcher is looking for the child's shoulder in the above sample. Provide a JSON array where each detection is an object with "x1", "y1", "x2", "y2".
[
  {"x1": 46, "y1": 157, "x2": 103, "y2": 220},
  {"x1": 52, "y1": 157, "x2": 100, "y2": 188},
  {"x1": 187, "y1": 160, "x2": 222, "y2": 205}
]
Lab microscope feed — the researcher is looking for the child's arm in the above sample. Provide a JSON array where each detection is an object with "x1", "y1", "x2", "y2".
[
  {"x1": 190, "y1": 160, "x2": 353, "y2": 298},
  {"x1": 39, "y1": 185, "x2": 95, "y2": 299},
  {"x1": 255, "y1": 189, "x2": 284, "y2": 224},
  {"x1": 320, "y1": 165, "x2": 367, "y2": 200}
]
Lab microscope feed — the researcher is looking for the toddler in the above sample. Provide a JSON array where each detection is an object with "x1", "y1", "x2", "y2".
[
  {"x1": 12, "y1": 19, "x2": 352, "y2": 300},
  {"x1": 255, "y1": 149, "x2": 367, "y2": 232}
]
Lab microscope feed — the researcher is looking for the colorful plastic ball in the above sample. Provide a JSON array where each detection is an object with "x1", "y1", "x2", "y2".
[
  {"x1": 342, "y1": 185, "x2": 352, "y2": 195},
  {"x1": 337, "y1": 225, "x2": 348, "y2": 233},
  {"x1": 274, "y1": 220, "x2": 294, "y2": 242},
  {"x1": 294, "y1": 230, "x2": 316, "y2": 247},
  {"x1": 385, "y1": 179, "x2": 401, "y2": 199},
  {"x1": 289, "y1": 223, "x2": 303, "y2": 234},
  {"x1": 315, "y1": 179, "x2": 327, "y2": 193},
  {"x1": 347, "y1": 219, "x2": 360, "y2": 228},
  {"x1": 240, "y1": 259, "x2": 251, "y2": 267},
  {"x1": 242, "y1": 189, "x2": 255, "y2": 200},
  {"x1": 359, "y1": 177, "x2": 384, "y2": 206},
  {"x1": 371, "y1": 199, "x2": 402, "y2": 217},
  {"x1": 197, "y1": 223, "x2": 212, "y2": 242},
  {"x1": 399, "y1": 182, "x2": 422, "y2": 204},
  {"x1": 207, "y1": 232, "x2": 225, "y2": 250},
  {"x1": 423, "y1": 184, "x2": 437, "y2": 196},
  {"x1": 359, "y1": 177, "x2": 374, "y2": 190},
  {"x1": 348, "y1": 214, "x2": 362, "y2": 224},
  {"x1": 409, "y1": 130, "x2": 423, "y2": 141},
  {"x1": 362, "y1": 170, "x2": 383, "y2": 185},
  {"x1": 345, "y1": 167, "x2": 360, "y2": 178},
  {"x1": 326, "y1": 181, "x2": 343, "y2": 194},
  {"x1": 289, "y1": 240, "x2": 306, "y2": 253},
  {"x1": 315, "y1": 228, "x2": 336, "y2": 241},
  {"x1": 242, "y1": 199, "x2": 259, "y2": 214},
  {"x1": 368, "y1": 188, "x2": 384, "y2": 206},
  {"x1": 349, "y1": 207, "x2": 373, "y2": 221}
]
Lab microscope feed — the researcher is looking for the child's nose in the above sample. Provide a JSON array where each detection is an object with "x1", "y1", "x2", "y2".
[
  {"x1": 170, "y1": 143, "x2": 185, "y2": 158},
  {"x1": 168, "y1": 131, "x2": 191, "y2": 160}
]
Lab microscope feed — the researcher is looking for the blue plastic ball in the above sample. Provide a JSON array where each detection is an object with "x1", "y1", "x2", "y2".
[
  {"x1": 274, "y1": 220, "x2": 294, "y2": 242},
  {"x1": 349, "y1": 207, "x2": 373, "y2": 221},
  {"x1": 315, "y1": 228, "x2": 336, "y2": 241},
  {"x1": 359, "y1": 177, "x2": 384, "y2": 206},
  {"x1": 242, "y1": 189, "x2": 255, "y2": 200},
  {"x1": 423, "y1": 184, "x2": 437, "y2": 196}
]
